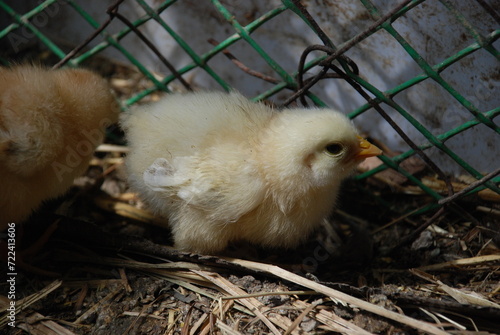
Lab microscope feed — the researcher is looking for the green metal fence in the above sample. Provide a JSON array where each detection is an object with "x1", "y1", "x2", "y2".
[{"x1": 1, "y1": 0, "x2": 499, "y2": 219}]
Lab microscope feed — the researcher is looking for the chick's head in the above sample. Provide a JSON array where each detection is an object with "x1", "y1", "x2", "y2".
[{"x1": 259, "y1": 109, "x2": 381, "y2": 189}]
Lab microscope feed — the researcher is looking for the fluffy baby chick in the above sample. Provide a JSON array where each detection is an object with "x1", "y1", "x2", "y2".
[
  {"x1": 0, "y1": 65, "x2": 119, "y2": 228},
  {"x1": 122, "y1": 91, "x2": 381, "y2": 254}
]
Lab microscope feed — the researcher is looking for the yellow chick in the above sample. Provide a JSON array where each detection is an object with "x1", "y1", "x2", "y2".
[
  {"x1": 0, "y1": 65, "x2": 119, "y2": 228},
  {"x1": 121, "y1": 91, "x2": 381, "y2": 254}
]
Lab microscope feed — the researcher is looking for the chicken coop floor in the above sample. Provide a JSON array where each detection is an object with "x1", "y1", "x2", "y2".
[{"x1": 1, "y1": 54, "x2": 500, "y2": 335}]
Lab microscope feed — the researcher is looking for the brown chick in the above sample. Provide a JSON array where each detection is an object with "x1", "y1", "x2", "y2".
[
  {"x1": 122, "y1": 91, "x2": 382, "y2": 254},
  {"x1": 0, "y1": 65, "x2": 119, "y2": 229}
]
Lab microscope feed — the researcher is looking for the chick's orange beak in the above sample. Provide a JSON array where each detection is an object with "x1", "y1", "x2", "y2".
[{"x1": 355, "y1": 135, "x2": 383, "y2": 159}]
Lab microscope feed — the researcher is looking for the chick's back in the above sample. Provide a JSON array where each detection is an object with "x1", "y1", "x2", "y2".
[
  {"x1": 122, "y1": 91, "x2": 274, "y2": 177},
  {"x1": 0, "y1": 65, "x2": 119, "y2": 227}
]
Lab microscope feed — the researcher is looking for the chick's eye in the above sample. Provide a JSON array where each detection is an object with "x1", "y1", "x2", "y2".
[{"x1": 325, "y1": 143, "x2": 344, "y2": 156}]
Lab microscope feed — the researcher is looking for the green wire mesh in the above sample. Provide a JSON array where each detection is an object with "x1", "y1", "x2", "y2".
[{"x1": 0, "y1": 0, "x2": 498, "y2": 218}]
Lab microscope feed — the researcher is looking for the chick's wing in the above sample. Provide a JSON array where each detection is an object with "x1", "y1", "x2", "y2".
[{"x1": 143, "y1": 148, "x2": 266, "y2": 223}]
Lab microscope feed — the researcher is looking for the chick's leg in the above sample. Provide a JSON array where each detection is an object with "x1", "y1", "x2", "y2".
[{"x1": 171, "y1": 218, "x2": 231, "y2": 255}]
